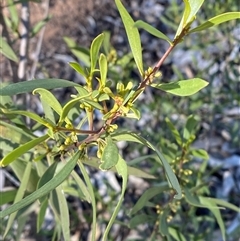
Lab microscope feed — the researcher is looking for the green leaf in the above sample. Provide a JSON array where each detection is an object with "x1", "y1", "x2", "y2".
[
  {"x1": 90, "y1": 33, "x2": 104, "y2": 75},
  {"x1": 4, "y1": 161, "x2": 32, "y2": 237},
  {"x1": 127, "y1": 166, "x2": 156, "y2": 179},
  {"x1": 102, "y1": 155, "x2": 128, "y2": 240},
  {"x1": 175, "y1": 0, "x2": 191, "y2": 38},
  {"x1": 1, "y1": 109, "x2": 51, "y2": 127},
  {"x1": 187, "y1": 0, "x2": 205, "y2": 23},
  {"x1": 102, "y1": 31, "x2": 111, "y2": 54},
  {"x1": 190, "y1": 148, "x2": 209, "y2": 160},
  {"x1": 126, "y1": 106, "x2": 141, "y2": 120},
  {"x1": 98, "y1": 93, "x2": 110, "y2": 101},
  {"x1": 30, "y1": 15, "x2": 51, "y2": 37},
  {"x1": 168, "y1": 227, "x2": 187, "y2": 241},
  {"x1": 159, "y1": 209, "x2": 169, "y2": 236},
  {"x1": 0, "y1": 189, "x2": 17, "y2": 205},
  {"x1": 40, "y1": 98, "x2": 56, "y2": 124},
  {"x1": 190, "y1": 12, "x2": 240, "y2": 33},
  {"x1": 175, "y1": 0, "x2": 204, "y2": 39},
  {"x1": 0, "y1": 79, "x2": 80, "y2": 96},
  {"x1": 155, "y1": 148, "x2": 182, "y2": 199},
  {"x1": 184, "y1": 188, "x2": 223, "y2": 209},
  {"x1": 69, "y1": 62, "x2": 87, "y2": 78},
  {"x1": 131, "y1": 184, "x2": 169, "y2": 215},
  {"x1": 37, "y1": 162, "x2": 58, "y2": 203},
  {"x1": 115, "y1": 0, "x2": 143, "y2": 76},
  {"x1": 60, "y1": 92, "x2": 91, "y2": 123},
  {"x1": 151, "y1": 78, "x2": 208, "y2": 96},
  {"x1": 33, "y1": 88, "x2": 63, "y2": 116},
  {"x1": 199, "y1": 197, "x2": 226, "y2": 241},
  {"x1": 56, "y1": 185, "x2": 71, "y2": 241},
  {"x1": 82, "y1": 98, "x2": 103, "y2": 110},
  {"x1": 205, "y1": 198, "x2": 240, "y2": 213},
  {"x1": 134, "y1": 20, "x2": 172, "y2": 45},
  {"x1": 183, "y1": 115, "x2": 198, "y2": 142},
  {"x1": 100, "y1": 136, "x2": 119, "y2": 170},
  {"x1": 7, "y1": 0, "x2": 19, "y2": 31},
  {"x1": 165, "y1": 117, "x2": 182, "y2": 146},
  {"x1": 99, "y1": 53, "x2": 108, "y2": 87},
  {"x1": 37, "y1": 197, "x2": 48, "y2": 232},
  {"x1": 0, "y1": 121, "x2": 34, "y2": 143},
  {"x1": 10, "y1": 159, "x2": 39, "y2": 192},
  {"x1": 0, "y1": 151, "x2": 81, "y2": 219},
  {"x1": 129, "y1": 214, "x2": 155, "y2": 228},
  {"x1": 77, "y1": 160, "x2": 97, "y2": 241},
  {"x1": 0, "y1": 134, "x2": 49, "y2": 167},
  {"x1": 74, "y1": 86, "x2": 89, "y2": 96},
  {"x1": 71, "y1": 170, "x2": 91, "y2": 202},
  {"x1": 0, "y1": 37, "x2": 18, "y2": 62},
  {"x1": 37, "y1": 162, "x2": 58, "y2": 190},
  {"x1": 111, "y1": 131, "x2": 155, "y2": 150}
]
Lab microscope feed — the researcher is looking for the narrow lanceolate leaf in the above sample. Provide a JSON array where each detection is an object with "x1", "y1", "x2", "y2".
[
  {"x1": 134, "y1": 20, "x2": 172, "y2": 45},
  {"x1": 3, "y1": 161, "x2": 32, "y2": 238},
  {"x1": 71, "y1": 170, "x2": 91, "y2": 202},
  {"x1": 102, "y1": 155, "x2": 128, "y2": 241},
  {"x1": 30, "y1": 15, "x2": 51, "y2": 37},
  {"x1": 0, "y1": 37, "x2": 18, "y2": 62},
  {"x1": 0, "y1": 79, "x2": 80, "y2": 96},
  {"x1": 99, "y1": 53, "x2": 108, "y2": 87},
  {"x1": 187, "y1": 0, "x2": 205, "y2": 24},
  {"x1": 1, "y1": 109, "x2": 51, "y2": 127},
  {"x1": 82, "y1": 98, "x2": 103, "y2": 110},
  {"x1": 0, "y1": 134, "x2": 49, "y2": 167},
  {"x1": 59, "y1": 92, "x2": 91, "y2": 123},
  {"x1": 37, "y1": 198, "x2": 48, "y2": 232},
  {"x1": 37, "y1": 162, "x2": 58, "y2": 203},
  {"x1": 175, "y1": 0, "x2": 191, "y2": 38},
  {"x1": 0, "y1": 151, "x2": 81, "y2": 219},
  {"x1": 69, "y1": 62, "x2": 87, "y2": 78},
  {"x1": 165, "y1": 117, "x2": 182, "y2": 146},
  {"x1": 33, "y1": 88, "x2": 63, "y2": 116},
  {"x1": 206, "y1": 198, "x2": 240, "y2": 213},
  {"x1": 159, "y1": 209, "x2": 169, "y2": 236},
  {"x1": 151, "y1": 78, "x2": 208, "y2": 96},
  {"x1": 184, "y1": 188, "x2": 222, "y2": 209},
  {"x1": 100, "y1": 136, "x2": 119, "y2": 170},
  {"x1": 189, "y1": 12, "x2": 240, "y2": 33},
  {"x1": 169, "y1": 227, "x2": 187, "y2": 241},
  {"x1": 199, "y1": 197, "x2": 226, "y2": 241},
  {"x1": 7, "y1": 0, "x2": 19, "y2": 31},
  {"x1": 56, "y1": 185, "x2": 71, "y2": 241},
  {"x1": 155, "y1": 148, "x2": 182, "y2": 199},
  {"x1": 175, "y1": 0, "x2": 205, "y2": 39},
  {"x1": 111, "y1": 131, "x2": 155, "y2": 150},
  {"x1": 115, "y1": 0, "x2": 143, "y2": 76},
  {"x1": 77, "y1": 160, "x2": 97, "y2": 241},
  {"x1": 90, "y1": 33, "x2": 104, "y2": 75},
  {"x1": 131, "y1": 184, "x2": 169, "y2": 215}
]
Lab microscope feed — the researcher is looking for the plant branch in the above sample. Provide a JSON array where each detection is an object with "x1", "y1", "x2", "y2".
[
  {"x1": 55, "y1": 126, "x2": 99, "y2": 135},
  {"x1": 18, "y1": 1, "x2": 29, "y2": 80}
]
